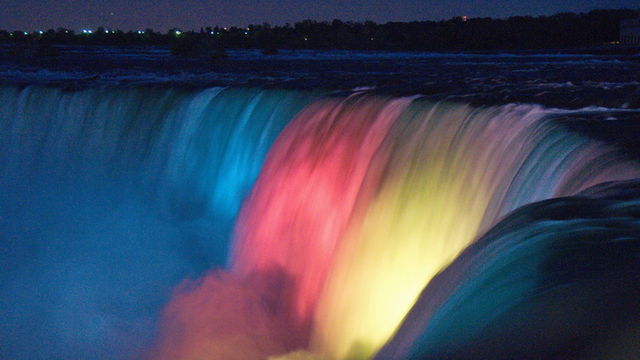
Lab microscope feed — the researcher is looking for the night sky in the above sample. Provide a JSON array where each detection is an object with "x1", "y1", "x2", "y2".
[{"x1": 1, "y1": 0, "x2": 638, "y2": 31}]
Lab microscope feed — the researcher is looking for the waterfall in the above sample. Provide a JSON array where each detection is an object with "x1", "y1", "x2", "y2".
[
  {"x1": 0, "y1": 85, "x2": 638, "y2": 360},
  {"x1": 0, "y1": 85, "x2": 315, "y2": 359},
  {"x1": 152, "y1": 94, "x2": 639, "y2": 359}
]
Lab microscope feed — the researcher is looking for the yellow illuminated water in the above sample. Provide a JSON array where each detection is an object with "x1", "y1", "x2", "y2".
[{"x1": 311, "y1": 102, "x2": 544, "y2": 359}]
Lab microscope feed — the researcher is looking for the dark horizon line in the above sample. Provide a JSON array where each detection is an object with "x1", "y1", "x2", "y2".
[{"x1": 4, "y1": 7, "x2": 639, "y2": 33}]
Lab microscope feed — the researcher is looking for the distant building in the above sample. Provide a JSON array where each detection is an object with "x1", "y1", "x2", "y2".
[{"x1": 620, "y1": 18, "x2": 640, "y2": 45}]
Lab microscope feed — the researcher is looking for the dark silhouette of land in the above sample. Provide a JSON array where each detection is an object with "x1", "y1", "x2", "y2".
[{"x1": 0, "y1": 9, "x2": 638, "y2": 54}]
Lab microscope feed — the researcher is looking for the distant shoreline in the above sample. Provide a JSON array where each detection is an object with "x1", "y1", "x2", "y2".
[{"x1": 1, "y1": 9, "x2": 639, "y2": 53}]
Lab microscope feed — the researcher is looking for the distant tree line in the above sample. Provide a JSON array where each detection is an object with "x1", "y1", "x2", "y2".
[{"x1": 1, "y1": 9, "x2": 638, "y2": 52}]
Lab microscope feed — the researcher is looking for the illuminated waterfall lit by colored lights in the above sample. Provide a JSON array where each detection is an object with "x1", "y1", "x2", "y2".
[
  {"x1": 2, "y1": 85, "x2": 317, "y2": 264},
  {"x1": 3, "y1": 84, "x2": 639, "y2": 360},
  {"x1": 233, "y1": 93, "x2": 414, "y2": 323},
  {"x1": 0, "y1": 86, "x2": 313, "y2": 233},
  {"x1": 308, "y1": 102, "x2": 639, "y2": 359},
  {"x1": 153, "y1": 92, "x2": 639, "y2": 360},
  {"x1": 154, "y1": 88, "x2": 315, "y2": 223},
  {"x1": 310, "y1": 102, "x2": 546, "y2": 359}
]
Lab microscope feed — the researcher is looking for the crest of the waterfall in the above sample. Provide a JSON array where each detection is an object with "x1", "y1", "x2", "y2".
[{"x1": 0, "y1": 85, "x2": 192, "y2": 184}]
